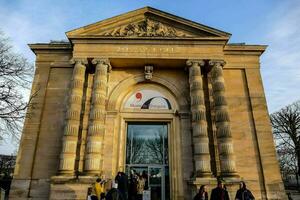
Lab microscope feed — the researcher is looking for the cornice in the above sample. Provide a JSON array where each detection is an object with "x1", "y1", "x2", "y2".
[
  {"x1": 68, "y1": 35, "x2": 229, "y2": 40},
  {"x1": 224, "y1": 44, "x2": 267, "y2": 55},
  {"x1": 28, "y1": 43, "x2": 72, "y2": 55},
  {"x1": 69, "y1": 37, "x2": 229, "y2": 46}
]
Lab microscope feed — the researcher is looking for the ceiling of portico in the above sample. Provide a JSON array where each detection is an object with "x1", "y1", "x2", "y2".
[{"x1": 66, "y1": 7, "x2": 231, "y2": 40}]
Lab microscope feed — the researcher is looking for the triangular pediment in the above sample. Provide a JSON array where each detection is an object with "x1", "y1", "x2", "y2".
[{"x1": 66, "y1": 7, "x2": 231, "y2": 40}]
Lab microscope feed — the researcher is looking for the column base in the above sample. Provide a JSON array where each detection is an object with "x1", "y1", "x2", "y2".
[
  {"x1": 195, "y1": 171, "x2": 213, "y2": 178},
  {"x1": 51, "y1": 175, "x2": 99, "y2": 184},
  {"x1": 220, "y1": 172, "x2": 240, "y2": 179},
  {"x1": 57, "y1": 170, "x2": 76, "y2": 176},
  {"x1": 50, "y1": 175, "x2": 102, "y2": 200},
  {"x1": 83, "y1": 171, "x2": 102, "y2": 176},
  {"x1": 189, "y1": 177, "x2": 217, "y2": 187}
]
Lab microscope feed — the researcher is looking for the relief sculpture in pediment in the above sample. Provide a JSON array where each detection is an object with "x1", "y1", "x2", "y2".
[{"x1": 102, "y1": 18, "x2": 194, "y2": 37}]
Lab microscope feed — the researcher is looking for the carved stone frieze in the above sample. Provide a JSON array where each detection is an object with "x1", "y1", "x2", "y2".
[{"x1": 102, "y1": 18, "x2": 194, "y2": 38}]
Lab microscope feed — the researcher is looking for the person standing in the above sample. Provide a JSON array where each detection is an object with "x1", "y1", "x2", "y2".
[
  {"x1": 87, "y1": 187, "x2": 96, "y2": 200},
  {"x1": 136, "y1": 174, "x2": 146, "y2": 200},
  {"x1": 210, "y1": 180, "x2": 230, "y2": 200},
  {"x1": 194, "y1": 185, "x2": 208, "y2": 200},
  {"x1": 129, "y1": 171, "x2": 138, "y2": 200},
  {"x1": 235, "y1": 181, "x2": 255, "y2": 200},
  {"x1": 115, "y1": 172, "x2": 128, "y2": 200},
  {"x1": 92, "y1": 178, "x2": 105, "y2": 200},
  {"x1": 106, "y1": 181, "x2": 124, "y2": 200}
]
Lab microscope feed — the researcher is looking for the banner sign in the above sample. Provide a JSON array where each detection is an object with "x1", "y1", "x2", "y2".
[{"x1": 124, "y1": 89, "x2": 171, "y2": 110}]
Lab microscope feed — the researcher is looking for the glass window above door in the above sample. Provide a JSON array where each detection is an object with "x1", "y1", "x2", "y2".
[{"x1": 126, "y1": 123, "x2": 168, "y2": 165}]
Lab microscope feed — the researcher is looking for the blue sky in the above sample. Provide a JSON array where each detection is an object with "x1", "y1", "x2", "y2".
[{"x1": 0, "y1": 0, "x2": 300, "y2": 154}]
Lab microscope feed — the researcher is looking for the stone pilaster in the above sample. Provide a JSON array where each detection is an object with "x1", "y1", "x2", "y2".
[
  {"x1": 84, "y1": 58, "x2": 110, "y2": 175},
  {"x1": 209, "y1": 60, "x2": 238, "y2": 177},
  {"x1": 59, "y1": 58, "x2": 87, "y2": 175},
  {"x1": 187, "y1": 59, "x2": 211, "y2": 177}
]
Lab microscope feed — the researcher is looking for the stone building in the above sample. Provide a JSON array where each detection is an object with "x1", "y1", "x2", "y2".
[{"x1": 10, "y1": 7, "x2": 286, "y2": 200}]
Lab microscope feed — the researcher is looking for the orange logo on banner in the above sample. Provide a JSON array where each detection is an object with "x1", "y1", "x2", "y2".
[{"x1": 135, "y1": 92, "x2": 142, "y2": 101}]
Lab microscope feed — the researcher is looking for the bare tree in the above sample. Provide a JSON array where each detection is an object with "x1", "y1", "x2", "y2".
[
  {"x1": 126, "y1": 137, "x2": 145, "y2": 164},
  {"x1": 270, "y1": 101, "x2": 300, "y2": 186},
  {"x1": 0, "y1": 155, "x2": 16, "y2": 178},
  {"x1": 0, "y1": 31, "x2": 33, "y2": 141},
  {"x1": 277, "y1": 143, "x2": 299, "y2": 187},
  {"x1": 145, "y1": 130, "x2": 168, "y2": 164}
]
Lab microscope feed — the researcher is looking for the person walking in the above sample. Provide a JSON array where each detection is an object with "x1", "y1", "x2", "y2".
[
  {"x1": 235, "y1": 181, "x2": 255, "y2": 200},
  {"x1": 194, "y1": 185, "x2": 208, "y2": 200},
  {"x1": 210, "y1": 180, "x2": 230, "y2": 200}
]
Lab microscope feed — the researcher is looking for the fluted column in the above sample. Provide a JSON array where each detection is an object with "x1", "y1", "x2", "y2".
[
  {"x1": 209, "y1": 60, "x2": 238, "y2": 177},
  {"x1": 59, "y1": 58, "x2": 87, "y2": 174},
  {"x1": 84, "y1": 58, "x2": 110, "y2": 175},
  {"x1": 187, "y1": 59, "x2": 211, "y2": 177}
]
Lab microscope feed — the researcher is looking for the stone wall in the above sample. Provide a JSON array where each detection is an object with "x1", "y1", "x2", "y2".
[{"x1": 9, "y1": 44, "x2": 286, "y2": 200}]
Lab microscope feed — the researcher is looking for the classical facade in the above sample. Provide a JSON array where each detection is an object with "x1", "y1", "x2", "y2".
[{"x1": 10, "y1": 7, "x2": 286, "y2": 200}]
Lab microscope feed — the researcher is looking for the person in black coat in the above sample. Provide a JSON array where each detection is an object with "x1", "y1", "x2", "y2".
[
  {"x1": 210, "y1": 180, "x2": 230, "y2": 200},
  {"x1": 128, "y1": 171, "x2": 138, "y2": 200},
  {"x1": 115, "y1": 172, "x2": 128, "y2": 200},
  {"x1": 235, "y1": 181, "x2": 255, "y2": 200}
]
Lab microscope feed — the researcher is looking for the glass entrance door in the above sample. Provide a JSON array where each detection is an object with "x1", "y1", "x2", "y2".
[
  {"x1": 149, "y1": 166, "x2": 163, "y2": 200},
  {"x1": 126, "y1": 123, "x2": 169, "y2": 200}
]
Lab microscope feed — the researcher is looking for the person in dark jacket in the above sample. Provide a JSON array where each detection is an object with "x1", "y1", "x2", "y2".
[
  {"x1": 210, "y1": 180, "x2": 230, "y2": 200},
  {"x1": 194, "y1": 185, "x2": 208, "y2": 200},
  {"x1": 235, "y1": 181, "x2": 255, "y2": 200},
  {"x1": 106, "y1": 182, "x2": 124, "y2": 200},
  {"x1": 128, "y1": 171, "x2": 138, "y2": 200},
  {"x1": 115, "y1": 172, "x2": 128, "y2": 200}
]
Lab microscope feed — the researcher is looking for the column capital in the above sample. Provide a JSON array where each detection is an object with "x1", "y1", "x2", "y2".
[
  {"x1": 186, "y1": 59, "x2": 205, "y2": 67},
  {"x1": 208, "y1": 60, "x2": 226, "y2": 68},
  {"x1": 70, "y1": 58, "x2": 88, "y2": 65},
  {"x1": 92, "y1": 58, "x2": 112, "y2": 72}
]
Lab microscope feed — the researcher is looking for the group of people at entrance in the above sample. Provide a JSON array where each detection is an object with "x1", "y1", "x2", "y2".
[
  {"x1": 87, "y1": 171, "x2": 148, "y2": 200},
  {"x1": 194, "y1": 181, "x2": 255, "y2": 200},
  {"x1": 88, "y1": 174, "x2": 254, "y2": 200}
]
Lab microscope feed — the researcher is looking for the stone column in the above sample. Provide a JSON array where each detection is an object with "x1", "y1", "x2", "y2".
[
  {"x1": 84, "y1": 58, "x2": 110, "y2": 175},
  {"x1": 59, "y1": 58, "x2": 87, "y2": 174},
  {"x1": 209, "y1": 60, "x2": 238, "y2": 177},
  {"x1": 186, "y1": 60, "x2": 211, "y2": 177}
]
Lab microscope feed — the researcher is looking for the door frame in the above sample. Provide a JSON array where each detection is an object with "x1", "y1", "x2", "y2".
[
  {"x1": 125, "y1": 121, "x2": 169, "y2": 200},
  {"x1": 114, "y1": 112, "x2": 182, "y2": 200}
]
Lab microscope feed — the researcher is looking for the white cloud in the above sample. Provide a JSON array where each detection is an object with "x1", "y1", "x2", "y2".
[{"x1": 261, "y1": 1, "x2": 300, "y2": 113}]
